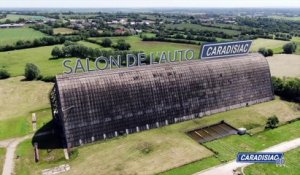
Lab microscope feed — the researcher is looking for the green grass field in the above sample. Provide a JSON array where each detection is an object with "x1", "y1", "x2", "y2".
[
  {"x1": 89, "y1": 35, "x2": 200, "y2": 55},
  {"x1": 0, "y1": 36, "x2": 200, "y2": 77},
  {"x1": 251, "y1": 38, "x2": 289, "y2": 54},
  {"x1": 244, "y1": 147, "x2": 300, "y2": 175},
  {"x1": 0, "y1": 107, "x2": 52, "y2": 140},
  {"x1": 0, "y1": 14, "x2": 46, "y2": 22},
  {"x1": 13, "y1": 97, "x2": 300, "y2": 175},
  {"x1": 0, "y1": 41, "x2": 106, "y2": 77},
  {"x1": 53, "y1": 28, "x2": 76, "y2": 35},
  {"x1": 0, "y1": 148, "x2": 5, "y2": 174},
  {"x1": 0, "y1": 76, "x2": 53, "y2": 140},
  {"x1": 0, "y1": 28, "x2": 46, "y2": 46},
  {"x1": 162, "y1": 120, "x2": 300, "y2": 175},
  {"x1": 0, "y1": 45, "x2": 65, "y2": 77},
  {"x1": 165, "y1": 23, "x2": 241, "y2": 35}
]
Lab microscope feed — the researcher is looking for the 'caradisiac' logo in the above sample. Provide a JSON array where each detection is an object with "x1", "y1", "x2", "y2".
[
  {"x1": 237, "y1": 152, "x2": 285, "y2": 166},
  {"x1": 201, "y1": 40, "x2": 252, "y2": 59}
]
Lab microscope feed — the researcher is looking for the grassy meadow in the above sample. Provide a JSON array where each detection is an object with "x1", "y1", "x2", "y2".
[
  {"x1": 12, "y1": 97, "x2": 300, "y2": 175},
  {"x1": 0, "y1": 14, "x2": 46, "y2": 22},
  {"x1": 0, "y1": 36, "x2": 201, "y2": 77},
  {"x1": 244, "y1": 147, "x2": 300, "y2": 175},
  {"x1": 0, "y1": 107, "x2": 52, "y2": 140},
  {"x1": 0, "y1": 27, "x2": 46, "y2": 46},
  {"x1": 251, "y1": 38, "x2": 289, "y2": 54},
  {"x1": 165, "y1": 23, "x2": 241, "y2": 35},
  {"x1": 162, "y1": 120, "x2": 300, "y2": 175},
  {"x1": 0, "y1": 41, "x2": 105, "y2": 77},
  {"x1": 0, "y1": 77, "x2": 53, "y2": 120},
  {"x1": 89, "y1": 35, "x2": 200, "y2": 55},
  {"x1": 0, "y1": 76, "x2": 53, "y2": 140}
]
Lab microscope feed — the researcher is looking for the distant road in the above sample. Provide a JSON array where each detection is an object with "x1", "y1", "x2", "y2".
[{"x1": 194, "y1": 137, "x2": 300, "y2": 175}]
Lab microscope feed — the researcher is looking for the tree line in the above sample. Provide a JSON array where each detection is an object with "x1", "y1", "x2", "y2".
[
  {"x1": 51, "y1": 41, "x2": 136, "y2": 61},
  {"x1": 272, "y1": 77, "x2": 300, "y2": 102},
  {"x1": 0, "y1": 35, "x2": 81, "y2": 52}
]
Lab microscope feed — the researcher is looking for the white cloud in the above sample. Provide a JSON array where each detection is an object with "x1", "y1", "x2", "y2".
[{"x1": 0, "y1": 0, "x2": 299, "y2": 8}]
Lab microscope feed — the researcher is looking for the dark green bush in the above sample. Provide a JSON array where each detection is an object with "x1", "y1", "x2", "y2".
[
  {"x1": 0, "y1": 69, "x2": 10, "y2": 79},
  {"x1": 265, "y1": 115, "x2": 279, "y2": 129},
  {"x1": 283, "y1": 42, "x2": 297, "y2": 54},
  {"x1": 101, "y1": 38, "x2": 112, "y2": 47},
  {"x1": 24, "y1": 63, "x2": 40, "y2": 80},
  {"x1": 258, "y1": 48, "x2": 273, "y2": 57},
  {"x1": 42, "y1": 76, "x2": 56, "y2": 82}
]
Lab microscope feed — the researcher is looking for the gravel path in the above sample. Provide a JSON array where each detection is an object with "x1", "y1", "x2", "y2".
[{"x1": 1, "y1": 134, "x2": 33, "y2": 175}]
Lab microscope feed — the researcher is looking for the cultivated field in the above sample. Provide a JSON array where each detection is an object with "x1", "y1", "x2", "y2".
[
  {"x1": 166, "y1": 23, "x2": 241, "y2": 35},
  {"x1": 267, "y1": 54, "x2": 300, "y2": 78},
  {"x1": 0, "y1": 28, "x2": 45, "y2": 46},
  {"x1": 251, "y1": 38, "x2": 289, "y2": 53},
  {"x1": 244, "y1": 147, "x2": 300, "y2": 175},
  {"x1": 13, "y1": 97, "x2": 300, "y2": 175},
  {"x1": 53, "y1": 27, "x2": 77, "y2": 35},
  {"x1": 0, "y1": 77, "x2": 53, "y2": 120}
]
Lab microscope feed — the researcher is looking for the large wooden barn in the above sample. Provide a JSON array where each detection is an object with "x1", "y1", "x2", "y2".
[{"x1": 50, "y1": 53, "x2": 274, "y2": 148}]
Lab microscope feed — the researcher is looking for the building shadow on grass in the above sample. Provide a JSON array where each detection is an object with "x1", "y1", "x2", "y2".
[{"x1": 31, "y1": 120, "x2": 64, "y2": 149}]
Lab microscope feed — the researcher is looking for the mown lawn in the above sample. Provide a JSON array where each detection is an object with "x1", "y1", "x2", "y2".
[
  {"x1": 161, "y1": 120, "x2": 300, "y2": 175},
  {"x1": 0, "y1": 27, "x2": 46, "y2": 46},
  {"x1": 13, "y1": 97, "x2": 300, "y2": 175},
  {"x1": 244, "y1": 147, "x2": 300, "y2": 175}
]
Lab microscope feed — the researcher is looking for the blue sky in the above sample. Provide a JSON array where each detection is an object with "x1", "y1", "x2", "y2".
[{"x1": 0, "y1": 0, "x2": 299, "y2": 8}]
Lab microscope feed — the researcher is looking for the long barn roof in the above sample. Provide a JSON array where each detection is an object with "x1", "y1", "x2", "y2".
[{"x1": 54, "y1": 53, "x2": 274, "y2": 147}]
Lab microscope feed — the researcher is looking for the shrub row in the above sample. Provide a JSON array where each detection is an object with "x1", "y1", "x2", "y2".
[{"x1": 0, "y1": 35, "x2": 81, "y2": 52}]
